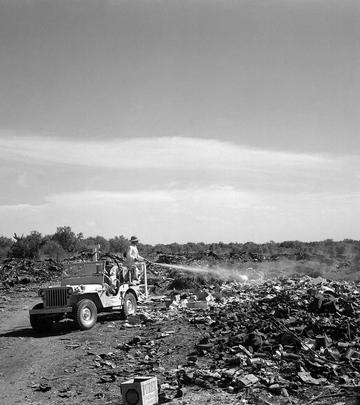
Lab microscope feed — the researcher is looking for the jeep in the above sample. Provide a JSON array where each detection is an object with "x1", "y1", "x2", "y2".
[{"x1": 29, "y1": 258, "x2": 143, "y2": 332}]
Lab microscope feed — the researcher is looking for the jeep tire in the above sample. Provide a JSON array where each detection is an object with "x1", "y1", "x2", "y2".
[
  {"x1": 123, "y1": 292, "x2": 137, "y2": 317},
  {"x1": 30, "y1": 303, "x2": 54, "y2": 333},
  {"x1": 76, "y1": 299, "x2": 97, "y2": 330}
]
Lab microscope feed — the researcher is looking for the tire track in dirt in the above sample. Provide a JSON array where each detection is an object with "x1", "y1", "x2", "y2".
[{"x1": 0, "y1": 296, "x2": 68, "y2": 404}]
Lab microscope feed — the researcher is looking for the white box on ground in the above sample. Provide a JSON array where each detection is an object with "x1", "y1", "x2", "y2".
[{"x1": 120, "y1": 376, "x2": 158, "y2": 405}]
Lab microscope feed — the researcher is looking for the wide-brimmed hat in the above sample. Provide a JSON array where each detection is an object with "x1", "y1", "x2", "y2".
[{"x1": 130, "y1": 236, "x2": 139, "y2": 243}]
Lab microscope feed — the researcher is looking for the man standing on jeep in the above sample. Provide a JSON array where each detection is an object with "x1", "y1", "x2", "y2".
[{"x1": 126, "y1": 236, "x2": 146, "y2": 284}]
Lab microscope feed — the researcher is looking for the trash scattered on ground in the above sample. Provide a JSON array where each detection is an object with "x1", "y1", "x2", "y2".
[
  {"x1": 3, "y1": 255, "x2": 360, "y2": 404},
  {"x1": 164, "y1": 276, "x2": 360, "y2": 402},
  {"x1": 0, "y1": 258, "x2": 62, "y2": 288}
]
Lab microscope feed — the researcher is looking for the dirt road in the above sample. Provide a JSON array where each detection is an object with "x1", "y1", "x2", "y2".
[
  {"x1": 0, "y1": 289, "x2": 241, "y2": 405},
  {"x1": 0, "y1": 290, "x2": 66, "y2": 405}
]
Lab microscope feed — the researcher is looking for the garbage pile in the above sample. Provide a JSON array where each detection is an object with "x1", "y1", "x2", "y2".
[
  {"x1": 22, "y1": 274, "x2": 360, "y2": 404},
  {"x1": 0, "y1": 258, "x2": 62, "y2": 288},
  {"x1": 171, "y1": 276, "x2": 360, "y2": 400}
]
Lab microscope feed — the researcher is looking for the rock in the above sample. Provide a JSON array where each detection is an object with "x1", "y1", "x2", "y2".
[
  {"x1": 237, "y1": 374, "x2": 259, "y2": 387},
  {"x1": 298, "y1": 370, "x2": 327, "y2": 385}
]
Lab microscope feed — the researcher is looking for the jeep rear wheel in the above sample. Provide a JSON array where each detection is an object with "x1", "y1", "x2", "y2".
[
  {"x1": 123, "y1": 292, "x2": 137, "y2": 317},
  {"x1": 76, "y1": 299, "x2": 97, "y2": 330},
  {"x1": 30, "y1": 303, "x2": 54, "y2": 333}
]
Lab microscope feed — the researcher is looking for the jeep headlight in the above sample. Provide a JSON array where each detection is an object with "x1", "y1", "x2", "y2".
[
  {"x1": 38, "y1": 289, "x2": 45, "y2": 297},
  {"x1": 67, "y1": 287, "x2": 73, "y2": 295}
]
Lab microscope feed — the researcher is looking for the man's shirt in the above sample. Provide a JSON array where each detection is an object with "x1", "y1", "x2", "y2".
[{"x1": 126, "y1": 245, "x2": 143, "y2": 261}]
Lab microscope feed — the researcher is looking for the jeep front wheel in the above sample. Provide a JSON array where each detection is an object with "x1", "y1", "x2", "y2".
[
  {"x1": 123, "y1": 292, "x2": 137, "y2": 317},
  {"x1": 76, "y1": 299, "x2": 97, "y2": 330},
  {"x1": 30, "y1": 303, "x2": 54, "y2": 333}
]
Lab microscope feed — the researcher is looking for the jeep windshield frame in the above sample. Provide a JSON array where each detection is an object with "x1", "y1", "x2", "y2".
[{"x1": 61, "y1": 261, "x2": 105, "y2": 286}]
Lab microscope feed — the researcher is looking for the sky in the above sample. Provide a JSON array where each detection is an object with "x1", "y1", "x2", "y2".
[{"x1": 0, "y1": 0, "x2": 359, "y2": 244}]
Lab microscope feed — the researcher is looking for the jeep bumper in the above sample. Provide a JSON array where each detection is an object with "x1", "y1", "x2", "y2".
[{"x1": 29, "y1": 306, "x2": 73, "y2": 315}]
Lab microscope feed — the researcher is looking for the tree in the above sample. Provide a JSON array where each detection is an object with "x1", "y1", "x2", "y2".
[
  {"x1": 109, "y1": 235, "x2": 128, "y2": 255},
  {"x1": 10, "y1": 231, "x2": 44, "y2": 259},
  {"x1": 0, "y1": 236, "x2": 13, "y2": 260},
  {"x1": 81, "y1": 235, "x2": 110, "y2": 253},
  {"x1": 40, "y1": 239, "x2": 65, "y2": 261},
  {"x1": 152, "y1": 244, "x2": 172, "y2": 255},
  {"x1": 52, "y1": 226, "x2": 82, "y2": 252}
]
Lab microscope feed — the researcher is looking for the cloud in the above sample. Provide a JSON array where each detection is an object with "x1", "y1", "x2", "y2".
[
  {"x1": 1, "y1": 132, "x2": 358, "y2": 203},
  {"x1": 43, "y1": 186, "x2": 257, "y2": 210},
  {"x1": 1, "y1": 186, "x2": 360, "y2": 243},
  {"x1": 44, "y1": 190, "x2": 176, "y2": 205},
  {"x1": 0, "y1": 203, "x2": 34, "y2": 211},
  {"x1": 16, "y1": 172, "x2": 29, "y2": 187},
  {"x1": 1, "y1": 133, "x2": 359, "y2": 243},
  {"x1": 0, "y1": 133, "x2": 331, "y2": 174},
  {"x1": 0, "y1": 186, "x2": 260, "y2": 237}
]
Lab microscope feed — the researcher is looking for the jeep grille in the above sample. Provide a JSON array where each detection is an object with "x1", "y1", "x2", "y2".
[{"x1": 44, "y1": 288, "x2": 68, "y2": 307}]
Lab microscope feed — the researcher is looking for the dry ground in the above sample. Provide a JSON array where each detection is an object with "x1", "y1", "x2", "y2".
[
  {"x1": 0, "y1": 286, "x2": 359, "y2": 405},
  {"x1": 0, "y1": 287, "x2": 248, "y2": 405}
]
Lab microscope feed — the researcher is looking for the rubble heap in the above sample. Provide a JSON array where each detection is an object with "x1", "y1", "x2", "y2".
[
  {"x1": 0, "y1": 258, "x2": 62, "y2": 288},
  {"x1": 175, "y1": 276, "x2": 360, "y2": 400}
]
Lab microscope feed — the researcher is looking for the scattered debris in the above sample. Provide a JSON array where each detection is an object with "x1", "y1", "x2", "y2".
[
  {"x1": 3, "y1": 257, "x2": 360, "y2": 404},
  {"x1": 0, "y1": 258, "x2": 62, "y2": 288}
]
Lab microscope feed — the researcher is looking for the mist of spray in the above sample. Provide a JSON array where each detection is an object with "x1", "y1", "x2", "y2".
[{"x1": 155, "y1": 262, "x2": 249, "y2": 282}]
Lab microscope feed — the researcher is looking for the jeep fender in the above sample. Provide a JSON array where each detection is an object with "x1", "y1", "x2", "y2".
[
  {"x1": 71, "y1": 293, "x2": 103, "y2": 310},
  {"x1": 124, "y1": 288, "x2": 138, "y2": 301}
]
